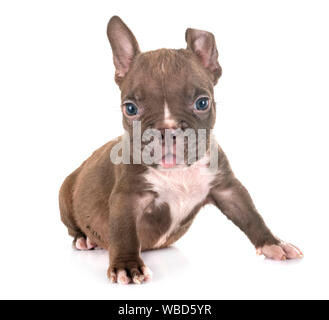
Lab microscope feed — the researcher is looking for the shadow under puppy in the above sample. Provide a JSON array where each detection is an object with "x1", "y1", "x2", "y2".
[{"x1": 59, "y1": 16, "x2": 303, "y2": 285}]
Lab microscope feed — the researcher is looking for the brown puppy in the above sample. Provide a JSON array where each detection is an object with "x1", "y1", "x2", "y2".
[{"x1": 59, "y1": 16, "x2": 303, "y2": 285}]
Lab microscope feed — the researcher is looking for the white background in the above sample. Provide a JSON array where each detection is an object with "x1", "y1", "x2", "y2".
[{"x1": 0, "y1": 0, "x2": 328, "y2": 299}]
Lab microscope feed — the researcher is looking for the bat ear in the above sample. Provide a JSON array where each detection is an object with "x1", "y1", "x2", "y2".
[
  {"x1": 185, "y1": 28, "x2": 222, "y2": 84},
  {"x1": 107, "y1": 16, "x2": 140, "y2": 86}
]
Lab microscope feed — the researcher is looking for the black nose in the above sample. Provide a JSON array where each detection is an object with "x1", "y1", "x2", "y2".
[{"x1": 158, "y1": 128, "x2": 177, "y2": 142}]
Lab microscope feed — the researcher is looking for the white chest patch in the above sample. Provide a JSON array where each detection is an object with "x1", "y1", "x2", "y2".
[{"x1": 143, "y1": 156, "x2": 216, "y2": 248}]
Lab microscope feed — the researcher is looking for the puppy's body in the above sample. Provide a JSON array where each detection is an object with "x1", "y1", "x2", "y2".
[
  {"x1": 60, "y1": 139, "x2": 216, "y2": 252},
  {"x1": 59, "y1": 17, "x2": 302, "y2": 284},
  {"x1": 144, "y1": 154, "x2": 215, "y2": 249}
]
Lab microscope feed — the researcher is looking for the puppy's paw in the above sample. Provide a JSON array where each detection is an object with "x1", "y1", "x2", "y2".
[
  {"x1": 74, "y1": 237, "x2": 98, "y2": 250},
  {"x1": 107, "y1": 258, "x2": 152, "y2": 285},
  {"x1": 256, "y1": 241, "x2": 303, "y2": 261}
]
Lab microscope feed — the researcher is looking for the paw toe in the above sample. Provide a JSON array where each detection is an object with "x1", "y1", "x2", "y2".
[
  {"x1": 257, "y1": 241, "x2": 303, "y2": 261},
  {"x1": 141, "y1": 266, "x2": 153, "y2": 281},
  {"x1": 108, "y1": 271, "x2": 117, "y2": 283},
  {"x1": 281, "y1": 242, "x2": 304, "y2": 259},
  {"x1": 74, "y1": 237, "x2": 97, "y2": 251},
  {"x1": 86, "y1": 237, "x2": 97, "y2": 250},
  {"x1": 75, "y1": 237, "x2": 88, "y2": 250},
  {"x1": 130, "y1": 268, "x2": 144, "y2": 284},
  {"x1": 260, "y1": 244, "x2": 287, "y2": 261},
  {"x1": 117, "y1": 270, "x2": 131, "y2": 285},
  {"x1": 108, "y1": 264, "x2": 152, "y2": 285}
]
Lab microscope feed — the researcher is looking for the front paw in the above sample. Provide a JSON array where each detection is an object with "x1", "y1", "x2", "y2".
[
  {"x1": 256, "y1": 241, "x2": 303, "y2": 261},
  {"x1": 107, "y1": 257, "x2": 153, "y2": 285}
]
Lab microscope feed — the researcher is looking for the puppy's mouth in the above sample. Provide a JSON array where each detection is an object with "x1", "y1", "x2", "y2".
[
  {"x1": 141, "y1": 127, "x2": 205, "y2": 169},
  {"x1": 160, "y1": 137, "x2": 193, "y2": 169},
  {"x1": 143, "y1": 137, "x2": 182, "y2": 169},
  {"x1": 160, "y1": 143, "x2": 177, "y2": 169}
]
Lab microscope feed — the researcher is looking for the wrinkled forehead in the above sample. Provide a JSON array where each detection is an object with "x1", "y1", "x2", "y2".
[{"x1": 120, "y1": 49, "x2": 214, "y2": 103}]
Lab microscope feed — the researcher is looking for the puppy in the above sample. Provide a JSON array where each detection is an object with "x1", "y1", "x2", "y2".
[{"x1": 59, "y1": 16, "x2": 303, "y2": 285}]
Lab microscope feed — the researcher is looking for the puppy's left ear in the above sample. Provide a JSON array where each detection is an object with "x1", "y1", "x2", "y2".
[{"x1": 185, "y1": 28, "x2": 222, "y2": 84}]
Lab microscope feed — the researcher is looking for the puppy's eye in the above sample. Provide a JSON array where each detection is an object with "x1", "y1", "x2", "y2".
[
  {"x1": 195, "y1": 97, "x2": 209, "y2": 111},
  {"x1": 124, "y1": 102, "x2": 138, "y2": 116}
]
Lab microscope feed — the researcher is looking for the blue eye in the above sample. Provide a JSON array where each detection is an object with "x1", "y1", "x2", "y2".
[
  {"x1": 125, "y1": 103, "x2": 138, "y2": 116},
  {"x1": 195, "y1": 97, "x2": 209, "y2": 111}
]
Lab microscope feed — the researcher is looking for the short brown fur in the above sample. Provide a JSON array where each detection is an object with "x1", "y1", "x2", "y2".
[{"x1": 59, "y1": 16, "x2": 302, "y2": 284}]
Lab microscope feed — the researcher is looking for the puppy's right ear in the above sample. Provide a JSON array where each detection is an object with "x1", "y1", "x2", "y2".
[{"x1": 107, "y1": 16, "x2": 140, "y2": 86}]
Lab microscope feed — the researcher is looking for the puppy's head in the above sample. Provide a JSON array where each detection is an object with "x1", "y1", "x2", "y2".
[{"x1": 107, "y1": 16, "x2": 221, "y2": 168}]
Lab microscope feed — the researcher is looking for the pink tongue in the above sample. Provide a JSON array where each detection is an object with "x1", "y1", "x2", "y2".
[{"x1": 161, "y1": 154, "x2": 176, "y2": 168}]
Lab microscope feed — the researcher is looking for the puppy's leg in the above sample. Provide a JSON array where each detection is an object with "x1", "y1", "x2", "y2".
[
  {"x1": 210, "y1": 178, "x2": 303, "y2": 260},
  {"x1": 107, "y1": 192, "x2": 153, "y2": 285},
  {"x1": 59, "y1": 168, "x2": 98, "y2": 251}
]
